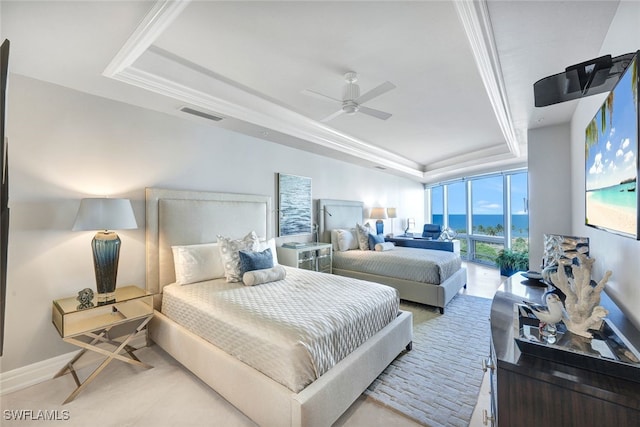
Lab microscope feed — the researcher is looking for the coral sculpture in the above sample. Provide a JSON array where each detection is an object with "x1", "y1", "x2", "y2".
[{"x1": 548, "y1": 253, "x2": 611, "y2": 338}]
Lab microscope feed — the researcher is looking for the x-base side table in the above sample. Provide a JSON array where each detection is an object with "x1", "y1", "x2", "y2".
[{"x1": 51, "y1": 285, "x2": 153, "y2": 404}]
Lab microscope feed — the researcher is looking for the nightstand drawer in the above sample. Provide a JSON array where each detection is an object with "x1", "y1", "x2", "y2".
[{"x1": 52, "y1": 286, "x2": 152, "y2": 338}]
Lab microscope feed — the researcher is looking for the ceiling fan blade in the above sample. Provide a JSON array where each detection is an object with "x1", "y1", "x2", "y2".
[
  {"x1": 320, "y1": 109, "x2": 345, "y2": 122},
  {"x1": 301, "y1": 88, "x2": 341, "y2": 103},
  {"x1": 355, "y1": 81, "x2": 396, "y2": 104},
  {"x1": 358, "y1": 106, "x2": 392, "y2": 120}
]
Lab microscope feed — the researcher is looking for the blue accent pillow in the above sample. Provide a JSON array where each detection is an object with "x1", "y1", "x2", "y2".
[
  {"x1": 368, "y1": 233, "x2": 385, "y2": 249},
  {"x1": 239, "y1": 248, "x2": 274, "y2": 274}
]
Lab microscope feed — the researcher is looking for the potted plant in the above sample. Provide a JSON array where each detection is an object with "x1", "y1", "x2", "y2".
[{"x1": 495, "y1": 249, "x2": 529, "y2": 277}]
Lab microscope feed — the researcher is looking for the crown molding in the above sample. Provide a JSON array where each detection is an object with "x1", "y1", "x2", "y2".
[
  {"x1": 454, "y1": 0, "x2": 520, "y2": 157},
  {"x1": 102, "y1": 0, "x2": 521, "y2": 183},
  {"x1": 103, "y1": 0, "x2": 191, "y2": 78}
]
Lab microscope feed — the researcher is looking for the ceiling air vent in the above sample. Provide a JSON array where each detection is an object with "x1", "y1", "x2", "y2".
[
  {"x1": 179, "y1": 106, "x2": 223, "y2": 122},
  {"x1": 374, "y1": 165, "x2": 387, "y2": 170}
]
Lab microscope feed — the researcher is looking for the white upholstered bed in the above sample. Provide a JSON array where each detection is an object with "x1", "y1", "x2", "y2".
[
  {"x1": 145, "y1": 188, "x2": 413, "y2": 427},
  {"x1": 318, "y1": 199, "x2": 467, "y2": 314}
]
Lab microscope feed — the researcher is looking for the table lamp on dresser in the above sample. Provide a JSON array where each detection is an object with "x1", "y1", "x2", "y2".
[{"x1": 73, "y1": 198, "x2": 137, "y2": 304}]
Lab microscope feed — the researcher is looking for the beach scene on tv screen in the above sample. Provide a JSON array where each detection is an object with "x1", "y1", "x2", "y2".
[{"x1": 585, "y1": 57, "x2": 638, "y2": 237}]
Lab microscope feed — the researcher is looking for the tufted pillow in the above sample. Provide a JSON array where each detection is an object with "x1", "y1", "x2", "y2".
[
  {"x1": 355, "y1": 223, "x2": 370, "y2": 250},
  {"x1": 368, "y1": 233, "x2": 385, "y2": 249},
  {"x1": 242, "y1": 265, "x2": 287, "y2": 286},
  {"x1": 171, "y1": 243, "x2": 225, "y2": 285},
  {"x1": 335, "y1": 228, "x2": 359, "y2": 252},
  {"x1": 217, "y1": 231, "x2": 260, "y2": 282},
  {"x1": 239, "y1": 248, "x2": 274, "y2": 275}
]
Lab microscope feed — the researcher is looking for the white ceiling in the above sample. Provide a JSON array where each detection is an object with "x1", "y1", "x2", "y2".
[{"x1": 0, "y1": 0, "x2": 622, "y2": 183}]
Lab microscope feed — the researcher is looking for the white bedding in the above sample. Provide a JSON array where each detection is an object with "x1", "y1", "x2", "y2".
[
  {"x1": 332, "y1": 247, "x2": 462, "y2": 284},
  {"x1": 161, "y1": 266, "x2": 399, "y2": 392}
]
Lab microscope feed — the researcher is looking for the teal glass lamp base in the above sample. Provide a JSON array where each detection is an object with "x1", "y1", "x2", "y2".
[
  {"x1": 91, "y1": 231, "x2": 121, "y2": 304},
  {"x1": 376, "y1": 220, "x2": 384, "y2": 235}
]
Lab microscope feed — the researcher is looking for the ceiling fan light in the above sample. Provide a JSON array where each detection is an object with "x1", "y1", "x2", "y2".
[{"x1": 343, "y1": 104, "x2": 359, "y2": 115}]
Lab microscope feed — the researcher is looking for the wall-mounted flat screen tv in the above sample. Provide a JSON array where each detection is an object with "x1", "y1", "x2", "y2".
[{"x1": 585, "y1": 51, "x2": 639, "y2": 239}]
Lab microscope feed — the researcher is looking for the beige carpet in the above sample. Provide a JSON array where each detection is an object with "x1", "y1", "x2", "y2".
[
  {"x1": 1, "y1": 295, "x2": 491, "y2": 427},
  {"x1": 365, "y1": 295, "x2": 493, "y2": 427}
]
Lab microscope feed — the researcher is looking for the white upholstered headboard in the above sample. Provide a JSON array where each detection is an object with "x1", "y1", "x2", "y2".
[
  {"x1": 146, "y1": 188, "x2": 272, "y2": 300},
  {"x1": 317, "y1": 199, "x2": 364, "y2": 243}
]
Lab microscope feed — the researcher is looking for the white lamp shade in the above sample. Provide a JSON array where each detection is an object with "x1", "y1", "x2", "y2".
[
  {"x1": 369, "y1": 207, "x2": 388, "y2": 220},
  {"x1": 386, "y1": 208, "x2": 397, "y2": 218},
  {"x1": 73, "y1": 198, "x2": 138, "y2": 231}
]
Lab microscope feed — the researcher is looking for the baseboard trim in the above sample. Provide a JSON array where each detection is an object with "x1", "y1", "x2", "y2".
[{"x1": 0, "y1": 335, "x2": 147, "y2": 396}]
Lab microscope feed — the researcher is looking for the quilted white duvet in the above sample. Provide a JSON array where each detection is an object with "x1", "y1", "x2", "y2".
[
  {"x1": 161, "y1": 266, "x2": 399, "y2": 392},
  {"x1": 332, "y1": 246, "x2": 462, "y2": 284}
]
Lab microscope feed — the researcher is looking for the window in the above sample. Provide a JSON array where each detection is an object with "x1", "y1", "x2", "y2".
[
  {"x1": 431, "y1": 186, "x2": 444, "y2": 227},
  {"x1": 471, "y1": 175, "x2": 504, "y2": 237},
  {"x1": 510, "y1": 172, "x2": 529, "y2": 252},
  {"x1": 447, "y1": 181, "x2": 467, "y2": 235},
  {"x1": 427, "y1": 170, "x2": 528, "y2": 266}
]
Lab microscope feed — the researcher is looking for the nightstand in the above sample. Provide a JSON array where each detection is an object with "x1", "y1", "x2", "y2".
[
  {"x1": 276, "y1": 243, "x2": 333, "y2": 273},
  {"x1": 51, "y1": 285, "x2": 153, "y2": 404}
]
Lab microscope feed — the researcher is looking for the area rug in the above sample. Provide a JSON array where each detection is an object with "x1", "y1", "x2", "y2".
[{"x1": 365, "y1": 294, "x2": 493, "y2": 427}]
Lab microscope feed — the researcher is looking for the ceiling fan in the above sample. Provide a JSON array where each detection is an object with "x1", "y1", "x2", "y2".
[{"x1": 303, "y1": 71, "x2": 396, "y2": 122}]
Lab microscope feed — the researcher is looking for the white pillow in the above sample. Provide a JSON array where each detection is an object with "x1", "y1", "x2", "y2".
[
  {"x1": 217, "y1": 231, "x2": 260, "y2": 282},
  {"x1": 330, "y1": 230, "x2": 340, "y2": 251},
  {"x1": 375, "y1": 242, "x2": 395, "y2": 252},
  {"x1": 171, "y1": 243, "x2": 225, "y2": 285},
  {"x1": 256, "y1": 238, "x2": 279, "y2": 265},
  {"x1": 335, "y1": 228, "x2": 358, "y2": 252},
  {"x1": 242, "y1": 265, "x2": 287, "y2": 286}
]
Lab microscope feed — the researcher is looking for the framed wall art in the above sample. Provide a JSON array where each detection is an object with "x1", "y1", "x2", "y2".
[{"x1": 277, "y1": 173, "x2": 312, "y2": 237}]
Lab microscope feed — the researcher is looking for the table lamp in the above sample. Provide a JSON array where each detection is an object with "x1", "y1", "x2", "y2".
[
  {"x1": 369, "y1": 207, "x2": 388, "y2": 235},
  {"x1": 386, "y1": 208, "x2": 397, "y2": 236},
  {"x1": 73, "y1": 198, "x2": 137, "y2": 304}
]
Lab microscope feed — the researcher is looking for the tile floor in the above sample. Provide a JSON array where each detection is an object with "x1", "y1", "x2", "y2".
[{"x1": 0, "y1": 262, "x2": 503, "y2": 427}]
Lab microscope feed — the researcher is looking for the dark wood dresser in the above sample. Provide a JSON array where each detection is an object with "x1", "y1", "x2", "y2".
[{"x1": 488, "y1": 273, "x2": 640, "y2": 427}]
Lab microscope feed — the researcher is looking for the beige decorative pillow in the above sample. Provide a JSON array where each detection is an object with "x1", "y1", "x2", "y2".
[
  {"x1": 335, "y1": 228, "x2": 358, "y2": 251},
  {"x1": 217, "y1": 231, "x2": 260, "y2": 282},
  {"x1": 374, "y1": 242, "x2": 395, "y2": 252},
  {"x1": 355, "y1": 223, "x2": 370, "y2": 250},
  {"x1": 242, "y1": 265, "x2": 287, "y2": 286},
  {"x1": 171, "y1": 243, "x2": 225, "y2": 285}
]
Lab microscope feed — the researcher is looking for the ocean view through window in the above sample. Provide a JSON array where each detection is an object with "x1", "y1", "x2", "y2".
[{"x1": 426, "y1": 170, "x2": 528, "y2": 266}]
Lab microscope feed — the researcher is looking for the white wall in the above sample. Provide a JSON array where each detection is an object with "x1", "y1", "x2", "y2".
[
  {"x1": 527, "y1": 123, "x2": 572, "y2": 269},
  {"x1": 570, "y1": 1, "x2": 640, "y2": 328},
  {"x1": 1, "y1": 74, "x2": 425, "y2": 372}
]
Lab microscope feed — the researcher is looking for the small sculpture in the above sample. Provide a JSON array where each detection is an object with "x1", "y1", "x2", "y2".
[
  {"x1": 523, "y1": 293, "x2": 564, "y2": 325},
  {"x1": 549, "y1": 253, "x2": 610, "y2": 338},
  {"x1": 76, "y1": 288, "x2": 95, "y2": 310},
  {"x1": 439, "y1": 227, "x2": 458, "y2": 241}
]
